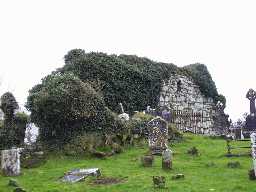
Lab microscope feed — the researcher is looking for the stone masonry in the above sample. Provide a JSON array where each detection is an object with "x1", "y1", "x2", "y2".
[{"x1": 159, "y1": 74, "x2": 227, "y2": 135}]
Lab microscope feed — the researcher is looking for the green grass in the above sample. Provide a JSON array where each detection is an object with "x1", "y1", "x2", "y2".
[{"x1": 0, "y1": 134, "x2": 255, "y2": 192}]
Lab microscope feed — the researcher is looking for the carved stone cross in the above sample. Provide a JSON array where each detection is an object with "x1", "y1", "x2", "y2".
[{"x1": 246, "y1": 89, "x2": 256, "y2": 114}]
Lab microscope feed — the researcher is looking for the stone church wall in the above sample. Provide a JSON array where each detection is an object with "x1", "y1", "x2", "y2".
[{"x1": 159, "y1": 74, "x2": 227, "y2": 135}]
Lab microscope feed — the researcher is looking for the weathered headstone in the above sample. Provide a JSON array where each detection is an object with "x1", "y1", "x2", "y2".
[
  {"x1": 147, "y1": 117, "x2": 168, "y2": 155},
  {"x1": 162, "y1": 148, "x2": 172, "y2": 170},
  {"x1": 1, "y1": 148, "x2": 21, "y2": 176},
  {"x1": 141, "y1": 155, "x2": 154, "y2": 167},
  {"x1": 61, "y1": 168, "x2": 101, "y2": 183},
  {"x1": 160, "y1": 106, "x2": 172, "y2": 122}
]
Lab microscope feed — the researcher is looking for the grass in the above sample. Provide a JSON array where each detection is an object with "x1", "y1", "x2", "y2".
[{"x1": 0, "y1": 134, "x2": 255, "y2": 192}]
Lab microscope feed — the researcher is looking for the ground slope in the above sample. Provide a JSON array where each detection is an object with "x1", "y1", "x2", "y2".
[{"x1": 0, "y1": 134, "x2": 254, "y2": 192}]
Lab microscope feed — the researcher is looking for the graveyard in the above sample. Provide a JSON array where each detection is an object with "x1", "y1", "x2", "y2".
[
  {"x1": 0, "y1": 134, "x2": 255, "y2": 192},
  {"x1": 0, "y1": 50, "x2": 256, "y2": 191}
]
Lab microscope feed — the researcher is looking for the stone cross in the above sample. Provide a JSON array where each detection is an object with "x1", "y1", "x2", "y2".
[
  {"x1": 147, "y1": 117, "x2": 168, "y2": 155},
  {"x1": 119, "y1": 103, "x2": 124, "y2": 114},
  {"x1": 246, "y1": 89, "x2": 256, "y2": 115},
  {"x1": 118, "y1": 103, "x2": 129, "y2": 121}
]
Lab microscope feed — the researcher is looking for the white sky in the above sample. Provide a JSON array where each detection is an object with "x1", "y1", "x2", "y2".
[{"x1": 0, "y1": 0, "x2": 256, "y2": 121}]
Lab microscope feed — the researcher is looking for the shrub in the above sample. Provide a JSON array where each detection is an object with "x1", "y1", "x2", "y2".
[
  {"x1": 26, "y1": 73, "x2": 122, "y2": 147},
  {"x1": 227, "y1": 161, "x2": 241, "y2": 168},
  {"x1": 0, "y1": 92, "x2": 28, "y2": 149},
  {"x1": 63, "y1": 133, "x2": 123, "y2": 157},
  {"x1": 168, "y1": 123, "x2": 183, "y2": 141},
  {"x1": 14, "y1": 112, "x2": 29, "y2": 146},
  {"x1": 187, "y1": 146, "x2": 199, "y2": 156},
  {"x1": 182, "y1": 63, "x2": 225, "y2": 103}
]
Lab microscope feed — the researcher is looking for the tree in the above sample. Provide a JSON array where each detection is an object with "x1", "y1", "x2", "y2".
[
  {"x1": 0, "y1": 92, "x2": 28, "y2": 149},
  {"x1": 26, "y1": 73, "x2": 121, "y2": 146}
]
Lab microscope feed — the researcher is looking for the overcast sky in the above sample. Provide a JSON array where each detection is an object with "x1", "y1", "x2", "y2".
[{"x1": 0, "y1": 0, "x2": 256, "y2": 121}]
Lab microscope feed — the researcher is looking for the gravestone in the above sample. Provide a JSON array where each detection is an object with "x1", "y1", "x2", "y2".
[
  {"x1": 162, "y1": 148, "x2": 172, "y2": 170},
  {"x1": 250, "y1": 133, "x2": 256, "y2": 177},
  {"x1": 61, "y1": 168, "x2": 101, "y2": 183},
  {"x1": 147, "y1": 117, "x2": 168, "y2": 155},
  {"x1": 160, "y1": 106, "x2": 172, "y2": 122},
  {"x1": 141, "y1": 155, "x2": 154, "y2": 167},
  {"x1": 244, "y1": 89, "x2": 256, "y2": 136},
  {"x1": 1, "y1": 148, "x2": 21, "y2": 176}
]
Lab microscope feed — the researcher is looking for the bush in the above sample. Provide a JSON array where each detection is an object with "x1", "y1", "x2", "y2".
[
  {"x1": 227, "y1": 161, "x2": 241, "y2": 168},
  {"x1": 0, "y1": 92, "x2": 28, "y2": 149},
  {"x1": 182, "y1": 63, "x2": 225, "y2": 103},
  {"x1": 14, "y1": 112, "x2": 29, "y2": 146},
  {"x1": 63, "y1": 133, "x2": 123, "y2": 157},
  {"x1": 182, "y1": 64, "x2": 218, "y2": 99},
  {"x1": 168, "y1": 123, "x2": 183, "y2": 141},
  {"x1": 187, "y1": 146, "x2": 199, "y2": 156},
  {"x1": 26, "y1": 73, "x2": 122, "y2": 147}
]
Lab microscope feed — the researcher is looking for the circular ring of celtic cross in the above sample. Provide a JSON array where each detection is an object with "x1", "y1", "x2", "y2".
[{"x1": 246, "y1": 89, "x2": 256, "y2": 101}]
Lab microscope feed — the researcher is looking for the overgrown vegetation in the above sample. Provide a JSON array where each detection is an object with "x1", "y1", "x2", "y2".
[
  {"x1": 0, "y1": 92, "x2": 28, "y2": 149},
  {"x1": 26, "y1": 49, "x2": 224, "y2": 148},
  {"x1": 26, "y1": 73, "x2": 123, "y2": 147},
  {"x1": 59, "y1": 50, "x2": 179, "y2": 113},
  {"x1": 182, "y1": 63, "x2": 224, "y2": 104},
  {"x1": 60, "y1": 50, "x2": 224, "y2": 112}
]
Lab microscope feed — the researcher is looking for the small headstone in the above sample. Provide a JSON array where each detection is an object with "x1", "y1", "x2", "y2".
[
  {"x1": 61, "y1": 168, "x2": 101, "y2": 183},
  {"x1": 141, "y1": 155, "x2": 154, "y2": 167},
  {"x1": 1, "y1": 148, "x2": 21, "y2": 176},
  {"x1": 160, "y1": 106, "x2": 172, "y2": 122},
  {"x1": 147, "y1": 117, "x2": 168, "y2": 155},
  {"x1": 162, "y1": 149, "x2": 172, "y2": 170},
  {"x1": 248, "y1": 169, "x2": 256, "y2": 180}
]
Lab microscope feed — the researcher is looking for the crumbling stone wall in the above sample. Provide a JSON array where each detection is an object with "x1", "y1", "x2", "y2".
[{"x1": 159, "y1": 74, "x2": 228, "y2": 135}]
